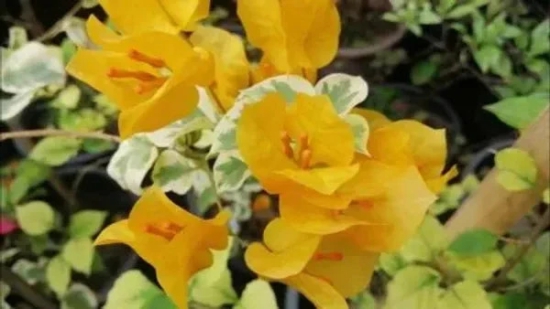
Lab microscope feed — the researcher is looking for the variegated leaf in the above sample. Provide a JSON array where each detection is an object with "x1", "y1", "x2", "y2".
[
  {"x1": 214, "y1": 151, "x2": 251, "y2": 193},
  {"x1": 152, "y1": 150, "x2": 196, "y2": 195},
  {"x1": 315, "y1": 73, "x2": 369, "y2": 115},
  {"x1": 344, "y1": 114, "x2": 370, "y2": 155}
]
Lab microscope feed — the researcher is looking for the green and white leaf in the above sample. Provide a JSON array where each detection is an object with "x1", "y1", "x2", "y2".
[
  {"x1": 210, "y1": 75, "x2": 315, "y2": 156},
  {"x1": 146, "y1": 110, "x2": 213, "y2": 148},
  {"x1": 214, "y1": 151, "x2": 251, "y2": 193},
  {"x1": 0, "y1": 91, "x2": 35, "y2": 121},
  {"x1": 315, "y1": 73, "x2": 369, "y2": 115},
  {"x1": 383, "y1": 266, "x2": 442, "y2": 309},
  {"x1": 61, "y1": 284, "x2": 97, "y2": 309},
  {"x1": 190, "y1": 170, "x2": 218, "y2": 215},
  {"x1": 30, "y1": 137, "x2": 82, "y2": 167},
  {"x1": 62, "y1": 238, "x2": 94, "y2": 275},
  {"x1": 437, "y1": 281, "x2": 492, "y2": 309},
  {"x1": 61, "y1": 17, "x2": 90, "y2": 48},
  {"x1": 234, "y1": 280, "x2": 278, "y2": 309},
  {"x1": 152, "y1": 150, "x2": 196, "y2": 195},
  {"x1": 15, "y1": 201, "x2": 55, "y2": 236},
  {"x1": 107, "y1": 135, "x2": 158, "y2": 195},
  {"x1": 197, "y1": 87, "x2": 222, "y2": 123},
  {"x1": 69, "y1": 210, "x2": 107, "y2": 239},
  {"x1": 8, "y1": 26, "x2": 28, "y2": 49},
  {"x1": 104, "y1": 270, "x2": 176, "y2": 309},
  {"x1": 344, "y1": 114, "x2": 370, "y2": 155},
  {"x1": 46, "y1": 255, "x2": 71, "y2": 297},
  {"x1": 495, "y1": 148, "x2": 538, "y2": 191},
  {"x1": 1, "y1": 42, "x2": 65, "y2": 94},
  {"x1": 11, "y1": 259, "x2": 44, "y2": 285},
  {"x1": 190, "y1": 237, "x2": 238, "y2": 307}
]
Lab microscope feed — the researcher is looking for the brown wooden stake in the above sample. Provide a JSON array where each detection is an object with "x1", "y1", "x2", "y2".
[{"x1": 445, "y1": 108, "x2": 550, "y2": 239}]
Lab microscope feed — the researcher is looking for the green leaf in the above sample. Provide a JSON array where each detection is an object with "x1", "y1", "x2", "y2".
[
  {"x1": 8, "y1": 26, "x2": 28, "y2": 49},
  {"x1": 399, "y1": 216, "x2": 449, "y2": 263},
  {"x1": 68, "y1": 210, "x2": 107, "y2": 238},
  {"x1": 437, "y1": 281, "x2": 492, "y2": 309},
  {"x1": 60, "y1": 39, "x2": 77, "y2": 64},
  {"x1": 344, "y1": 114, "x2": 370, "y2": 155},
  {"x1": 104, "y1": 270, "x2": 176, "y2": 309},
  {"x1": 52, "y1": 85, "x2": 81, "y2": 109},
  {"x1": 383, "y1": 266, "x2": 442, "y2": 309},
  {"x1": 61, "y1": 17, "x2": 90, "y2": 47},
  {"x1": 30, "y1": 137, "x2": 81, "y2": 166},
  {"x1": 1, "y1": 42, "x2": 65, "y2": 94},
  {"x1": 529, "y1": 20, "x2": 550, "y2": 57},
  {"x1": 81, "y1": 0, "x2": 98, "y2": 8},
  {"x1": 446, "y1": 4, "x2": 478, "y2": 19},
  {"x1": 490, "y1": 53, "x2": 512, "y2": 79},
  {"x1": 411, "y1": 60, "x2": 438, "y2": 85},
  {"x1": 82, "y1": 139, "x2": 113, "y2": 154},
  {"x1": 0, "y1": 281, "x2": 10, "y2": 300},
  {"x1": 214, "y1": 151, "x2": 251, "y2": 193},
  {"x1": 379, "y1": 253, "x2": 408, "y2": 277},
  {"x1": 234, "y1": 280, "x2": 278, "y2": 309},
  {"x1": 350, "y1": 291, "x2": 377, "y2": 309},
  {"x1": 473, "y1": 45, "x2": 501, "y2": 73},
  {"x1": 315, "y1": 73, "x2": 369, "y2": 115},
  {"x1": 46, "y1": 256, "x2": 71, "y2": 298},
  {"x1": 418, "y1": 7, "x2": 442, "y2": 25},
  {"x1": 543, "y1": 188, "x2": 550, "y2": 204},
  {"x1": 495, "y1": 148, "x2": 538, "y2": 191},
  {"x1": 58, "y1": 108, "x2": 108, "y2": 131},
  {"x1": 430, "y1": 184, "x2": 464, "y2": 215},
  {"x1": 437, "y1": 0, "x2": 456, "y2": 14},
  {"x1": 485, "y1": 94, "x2": 549, "y2": 129},
  {"x1": 62, "y1": 238, "x2": 94, "y2": 275},
  {"x1": 502, "y1": 242, "x2": 547, "y2": 284},
  {"x1": 491, "y1": 293, "x2": 534, "y2": 309},
  {"x1": 11, "y1": 259, "x2": 44, "y2": 285},
  {"x1": 29, "y1": 234, "x2": 49, "y2": 255},
  {"x1": 15, "y1": 201, "x2": 55, "y2": 236},
  {"x1": 152, "y1": 150, "x2": 195, "y2": 195},
  {"x1": 448, "y1": 229, "x2": 498, "y2": 257},
  {"x1": 9, "y1": 160, "x2": 51, "y2": 205},
  {"x1": 61, "y1": 284, "x2": 97, "y2": 309},
  {"x1": 446, "y1": 251, "x2": 505, "y2": 281}
]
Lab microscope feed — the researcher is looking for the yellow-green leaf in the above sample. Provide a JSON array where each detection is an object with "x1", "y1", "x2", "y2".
[
  {"x1": 383, "y1": 266, "x2": 442, "y2": 309},
  {"x1": 495, "y1": 148, "x2": 537, "y2": 191},
  {"x1": 437, "y1": 281, "x2": 492, "y2": 309},
  {"x1": 446, "y1": 250, "x2": 506, "y2": 281},
  {"x1": 234, "y1": 280, "x2": 278, "y2": 309}
]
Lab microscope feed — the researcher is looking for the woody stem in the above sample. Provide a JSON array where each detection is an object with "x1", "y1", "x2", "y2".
[{"x1": 0, "y1": 129, "x2": 121, "y2": 143}]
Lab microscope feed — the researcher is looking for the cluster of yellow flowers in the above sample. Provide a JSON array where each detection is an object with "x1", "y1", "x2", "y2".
[{"x1": 70, "y1": 0, "x2": 457, "y2": 308}]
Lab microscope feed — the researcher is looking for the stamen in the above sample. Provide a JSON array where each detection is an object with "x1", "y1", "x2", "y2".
[
  {"x1": 299, "y1": 134, "x2": 309, "y2": 151},
  {"x1": 280, "y1": 132, "x2": 293, "y2": 158},
  {"x1": 128, "y1": 49, "x2": 166, "y2": 68},
  {"x1": 107, "y1": 68, "x2": 157, "y2": 81},
  {"x1": 331, "y1": 209, "x2": 344, "y2": 217},
  {"x1": 300, "y1": 149, "x2": 312, "y2": 169},
  {"x1": 134, "y1": 78, "x2": 168, "y2": 94},
  {"x1": 314, "y1": 252, "x2": 344, "y2": 261},
  {"x1": 161, "y1": 222, "x2": 183, "y2": 233},
  {"x1": 145, "y1": 225, "x2": 174, "y2": 240}
]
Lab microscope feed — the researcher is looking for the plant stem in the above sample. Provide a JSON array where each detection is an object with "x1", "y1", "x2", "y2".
[
  {"x1": 1, "y1": 265, "x2": 57, "y2": 309},
  {"x1": 35, "y1": 0, "x2": 83, "y2": 42},
  {"x1": 487, "y1": 206, "x2": 550, "y2": 289},
  {"x1": 0, "y1": 129, "x2": 121, "y2": 143}
]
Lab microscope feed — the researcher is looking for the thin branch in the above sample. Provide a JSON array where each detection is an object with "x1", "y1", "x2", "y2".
[
  {"x1": 0, "y1": 129, "x2": 121, "y2": 143},
  {"x1": 35, "y1": 0, "x2": 83, "y2": 42},
  {"x1": 487, "y1": 207, "x2": 550, "y2": 289},
  {"x1": 18, "y1": 0, "x2": 44, "y2": 37},
  {"x1": 1, "y1": 265, "x2": 57, "y2": 309}
]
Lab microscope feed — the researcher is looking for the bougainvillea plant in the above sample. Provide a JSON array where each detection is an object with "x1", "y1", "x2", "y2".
[{"x1": 66, "y1": 0, "x2": 456, "y2": 308}]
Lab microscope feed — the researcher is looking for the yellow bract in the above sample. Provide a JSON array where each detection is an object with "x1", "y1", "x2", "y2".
[
  {"x1": 245, "y1": 219, "x2": 378, "y2": 309},
  {"x1": 237, "y1": 0, "x2": 340, "y2": 74},
  {"x1": 98, "y1": 0, "x2": 210, "y2": 34},
  {"x1": 95, "y1": 186, "x2": 230, "y2": 309},
  {"x1": 66, "y1": 18, "x2": 214, "y2": 138},
  {"x1": 190, "y1": 26, "x2": 250, "y2": 112},
  {"x1": 236, "y1": 93, "x2": 357, "y2": 196}
]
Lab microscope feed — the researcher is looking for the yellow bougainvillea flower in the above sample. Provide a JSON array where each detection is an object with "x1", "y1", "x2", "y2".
[
  {"x1": 236, "y1": 92, "x2": 359, "y2": 208},
  {"x1": 245, "y1": 219, "x2": 378, "y2": 309},
  {"x1": 98, "y1": 0, "x2": 210, "y2": 34},
  {"x1": 189, "y1": 25, "x2": 250, "y2": 112},
  {"x1": 67, "y1": 17, "x2": 214, "y2": 138},
  {"x1": 95, "y1": 186, "x2": 230, "y2": 308},
  {"x1": 251, "y1": 57, "x2": 318, "y2": 84},
  {"x1": 357, "y1": 109, "x2": 458, "y2": 193},
  {"x1": 237, "y1": 0, "x2": 340, "y2": 73}
]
